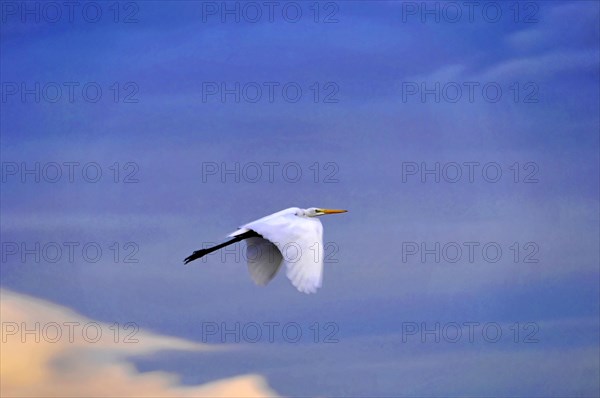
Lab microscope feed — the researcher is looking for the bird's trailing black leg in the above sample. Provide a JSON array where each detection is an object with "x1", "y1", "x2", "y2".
[{"x1": 183, "y1": 230, "x2": 262, "y2": 265}]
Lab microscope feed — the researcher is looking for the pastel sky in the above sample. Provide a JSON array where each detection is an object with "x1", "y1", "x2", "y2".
[{"x1": 1, "y1": 1, "x2": 599, "y2": 396}]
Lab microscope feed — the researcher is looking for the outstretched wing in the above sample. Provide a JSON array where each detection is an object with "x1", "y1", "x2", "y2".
[
  {"x1": 232, "y1": 211, "x2": 324, "y2": 294},
  {"x1": 245, "y1": 237, "x2": 283, "y2": 286}
]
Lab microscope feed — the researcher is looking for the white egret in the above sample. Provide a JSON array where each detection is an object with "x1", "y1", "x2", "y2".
[{"x1": 184, "y1": 207, "x2": 347, "y2": 294}]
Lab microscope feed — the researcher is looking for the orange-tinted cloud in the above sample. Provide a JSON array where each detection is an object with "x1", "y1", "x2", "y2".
[{"x1": 0, "y1": 289, "x2": 278, "y2": 397}]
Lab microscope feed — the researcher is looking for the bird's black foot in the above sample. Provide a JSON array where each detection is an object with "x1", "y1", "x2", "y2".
[{"x1": 183, "y1": 249, "x2": 209, "y2": 265}]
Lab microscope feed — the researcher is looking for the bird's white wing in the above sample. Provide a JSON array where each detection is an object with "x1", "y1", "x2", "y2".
[
  {"x1": 228, "y1": 208, "x2": 298, "y2": 238},
  {"x1": 245, "y1": 237, "x2": 283, "y2": 286},
  {"x1": 231, "y1": 210, "x2": 324, "y2": 294}
]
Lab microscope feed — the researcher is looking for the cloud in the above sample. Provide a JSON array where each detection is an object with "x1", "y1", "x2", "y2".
[
  {"x1": 0, "y1": 212, "x2": 187, "y2": 233},
  {"x1": 486, "y1": 2, "x2": 600, "y2": 80},
  {"x1": 506, "y1": 2, "x2": 600, "y2": 52},
  {"x1": 405, "y1": 49, "x2": 598, "y2": 83},
  {"x1": 0, "y1": 289, "x2": 278, "y2": 397},
  {"x1": 405, "y1": 1, "x2": 599, "y2": 84},
  {"x1": 477, "y1": 49, "x2": 598, "y2": 81}
]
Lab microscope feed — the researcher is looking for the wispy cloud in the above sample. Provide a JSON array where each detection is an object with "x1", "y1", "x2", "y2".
[
  {"x1": 478, "y1": 49, "x2": 598, "y2": 81},
  {"x1": 0, "y1": 289, "x2": 278, "y2": 397}
]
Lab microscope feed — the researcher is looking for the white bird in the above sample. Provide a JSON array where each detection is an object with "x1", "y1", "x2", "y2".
[{"x1": 184, "y1": 207, "x2": 347, "y2": 294}]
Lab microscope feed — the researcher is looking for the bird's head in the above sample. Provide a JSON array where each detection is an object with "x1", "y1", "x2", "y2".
[{"x1": 303, "y1": 207, "x2": 348, "y2": 217}]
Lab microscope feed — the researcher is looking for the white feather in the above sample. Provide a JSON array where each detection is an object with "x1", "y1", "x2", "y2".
[
  {"x1": 229, "y1": 207, "x2": 324, "y2": 294},
  {"x1": 244, "y1": 237, "x2": 283, "y2": 286}
]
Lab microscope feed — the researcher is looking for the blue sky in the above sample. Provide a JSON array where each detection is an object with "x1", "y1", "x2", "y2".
[{"x1": 1, "y1": 1, "x2": 599, "y2": 396}]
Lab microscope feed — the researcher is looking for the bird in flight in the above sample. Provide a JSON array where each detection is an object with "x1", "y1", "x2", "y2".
[{"x1": 184, "y1": 207, "x2": 347, "y2": 294}]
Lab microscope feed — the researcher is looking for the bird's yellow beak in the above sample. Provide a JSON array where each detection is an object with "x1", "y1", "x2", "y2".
[{"x1": 320, "y1": 209, "x2": 348, "y2": 214}]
